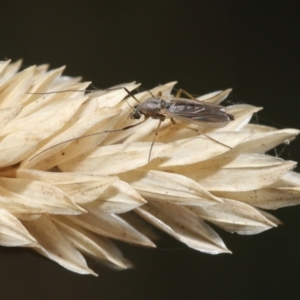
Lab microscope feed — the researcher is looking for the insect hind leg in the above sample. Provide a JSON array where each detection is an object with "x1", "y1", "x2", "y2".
[
  {"x1": 175, "y1": 88, "x2": 197, "y2": 100},
  {"x1": 189, "y1": 127, "x2": 232, "y2": 150}
]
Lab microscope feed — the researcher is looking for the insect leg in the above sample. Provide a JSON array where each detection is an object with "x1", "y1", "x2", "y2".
[
  {"x1": 186, "y1": 126, "x2": 232, "y2": 150},
  {"x1": 174, "y1": 89, "x2": 233, "y2": 149},
  {"x1": 106, "y1": 87, "x2": 141, "y2": 104},
  {"x1": 148, "y1": 120, "x2": 162, "y2": 162},
  {"x1": 202, "y1": 133, "x2": 232, "y2": 149},
  {"x1": 175, "y1": 88, "x2": 196, "y2": 100}
]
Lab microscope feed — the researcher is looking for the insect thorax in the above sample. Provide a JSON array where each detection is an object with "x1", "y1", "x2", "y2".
[{"x1": 138, "y1": 97, "x2": 164, "y2": 117}]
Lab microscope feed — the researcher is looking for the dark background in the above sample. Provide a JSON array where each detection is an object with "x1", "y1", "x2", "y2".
[{"x1": 1, "y1": 1, "x2": 300, "y2": 299}]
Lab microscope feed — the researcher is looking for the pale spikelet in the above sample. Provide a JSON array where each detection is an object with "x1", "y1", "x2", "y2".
[{"x1": 0, "y1": 59, "x2": 299, "y2": 275}]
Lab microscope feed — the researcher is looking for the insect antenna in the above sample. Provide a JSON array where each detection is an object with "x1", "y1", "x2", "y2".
[
  {"x1": 27, "y1": 86, "x2": 141, "y2": 108},
  {"x1": 26, "y1": 89, "x2": 90, "y2": 95},
  {"x1": 27, "y1": 86, "x2": 140, "y2": 100},
  {"x1": 26, "y1": 86, "x2": 152, "y2": 162},
  {"x1": 29, "y1": 118, "x2": 148, "y2": 162}
]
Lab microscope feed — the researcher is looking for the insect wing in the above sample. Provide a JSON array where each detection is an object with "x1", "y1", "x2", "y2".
[{"x1": 163, "y1": 97, "x2": 233, "y2": 128}]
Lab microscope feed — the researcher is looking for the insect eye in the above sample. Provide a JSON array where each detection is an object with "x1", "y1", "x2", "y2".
[{"x1": 130, "y1": 109, "x2": 141, "y2": 119}]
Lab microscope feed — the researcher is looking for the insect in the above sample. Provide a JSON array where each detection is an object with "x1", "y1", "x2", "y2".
[{"x1": 28, "y1": 86, "x2": 234, "y2": 162}]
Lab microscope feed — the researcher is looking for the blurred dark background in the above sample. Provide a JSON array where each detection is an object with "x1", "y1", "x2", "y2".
[{"x1": 1, "y1": 1, "x2": 300, "y2": 299}]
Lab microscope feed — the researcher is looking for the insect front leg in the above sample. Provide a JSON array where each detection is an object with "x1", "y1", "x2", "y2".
[{"x1": 106, "y1": 86, "x2": 141, "y2": 105}]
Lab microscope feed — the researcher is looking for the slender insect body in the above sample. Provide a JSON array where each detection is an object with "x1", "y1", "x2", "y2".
[
  {"x1": 28, "y1": 86, "x2": 235, "y2": 162},
  {"x1": 130, "y1": 94, "x2": 234, "y2": 126},
  {"x1": 125, "y1": 91, "x2": 235, "y2": 160}
]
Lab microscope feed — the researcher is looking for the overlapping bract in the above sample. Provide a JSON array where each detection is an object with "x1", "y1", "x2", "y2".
[{"x1": 0, "y1": 59, "x2": 299, "y2": 275}]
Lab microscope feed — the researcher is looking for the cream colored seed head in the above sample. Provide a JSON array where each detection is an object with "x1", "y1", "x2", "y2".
[{"x1": 0, "y1": 59, "x2": 299, "y2": 275}]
